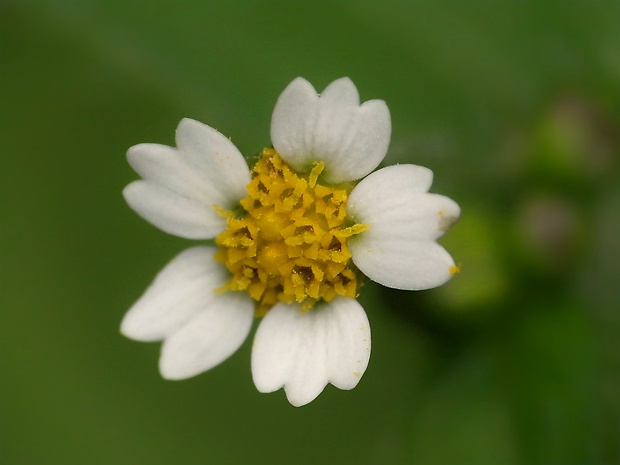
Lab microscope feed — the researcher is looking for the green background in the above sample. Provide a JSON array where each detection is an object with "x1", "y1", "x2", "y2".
[{"x1": 2, "y1": 1, "x2": 620, "y2": 464}]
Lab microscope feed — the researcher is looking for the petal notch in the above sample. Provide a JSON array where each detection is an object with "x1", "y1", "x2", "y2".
[
  {"x1": 347, "y1": 165, "x2": 460, "y2": 290},
  {"x1": 271, "y1": 77, "x2": 391, "y2": 184},
  {"x1": 251, "y1": 297, "x2": 371, "y2": 407}
]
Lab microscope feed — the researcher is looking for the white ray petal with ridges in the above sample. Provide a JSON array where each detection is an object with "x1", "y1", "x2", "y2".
[
  {"x1": 175, "y1": 118, "x2": 251, "y2": 206},
  {"x1": 124, "y1": 118, "x2": 250, "y2": 239},
  {"x1": 348, "y1": 164, "x2": 460, "y2": 290},
  {"x1": 123, "y1": 181, "x2": 226, "y2": 239},
  {"x1": 271, "y1": 77, "x2": 391, "y2": 184},
  {"x1": 251, "y1": 297, "x2": 371, "y2": 407},
  {"x1": 159, "y1": 291, "x2": 254, "y2": 380},
  {"x1": 121, "y1": 246, "x2": 230, "y2": 341}
]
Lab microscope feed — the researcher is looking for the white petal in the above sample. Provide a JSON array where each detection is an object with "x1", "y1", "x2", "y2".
[
  {"x1": 125, "y1": 118, "x2": 251, "y2": 239},
  {"x1": 123, "y1": 181, "x2": 227, "y2": 239},
  {"x1": 347, "y1": 164, "x2": 460, "y2": 290},
  {"x1": 121, "y1": 246, "x2": 229, "y2": 341},
  {"x1": 159, "y1": 291, "x2": 254, "y2": 380},
  {"x1": 251, "y1": 297, "x2": 371, "y2": 407},
  {"x1": 174, "y1": 118, "x2": 251, "y2": 206},
  {"x1": 271, "y1": 77, "x2": 391, "y2": 184},
  {"x1": 348, "y1": 164, "x2": 459, "y2": 240}
]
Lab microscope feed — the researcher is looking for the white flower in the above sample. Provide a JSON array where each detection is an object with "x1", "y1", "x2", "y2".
[{"x1": 121, "y1": 77, "x2": 460, "y2": 407}]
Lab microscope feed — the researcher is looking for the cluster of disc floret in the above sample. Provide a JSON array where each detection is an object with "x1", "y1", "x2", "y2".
[{"x1": 215, "y1": 148, "x2": 368, "y2": 316}]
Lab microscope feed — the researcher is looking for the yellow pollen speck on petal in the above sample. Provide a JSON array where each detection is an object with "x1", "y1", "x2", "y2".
[
  {"x1": 215, "y1": 148, "x2": 366, "y2": 316},
  {"x1": 449, "y1": 264, "x2": 461, "y2": 276}
]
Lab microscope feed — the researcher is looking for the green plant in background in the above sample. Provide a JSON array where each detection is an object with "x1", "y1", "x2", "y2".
[{"x1": 2, "y1": 1, "x2": 620, "y2": 464}]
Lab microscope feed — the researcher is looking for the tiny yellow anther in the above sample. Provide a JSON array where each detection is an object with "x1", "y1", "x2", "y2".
[
  {"x1": 309, "y1": 161, "x2": 325, "y2": 188},
  {"x1": 213, "y1": 205, "x2": 235, "y2": 219}
]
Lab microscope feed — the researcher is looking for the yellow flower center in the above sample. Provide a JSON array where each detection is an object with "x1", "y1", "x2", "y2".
[{"x1": 215, "y1": 148, "x2": 368, "y2": 316}]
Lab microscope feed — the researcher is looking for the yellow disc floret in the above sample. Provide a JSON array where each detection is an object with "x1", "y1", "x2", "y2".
[{"x1": 215, "y1": 148, "x2": 368, "y2": 316}]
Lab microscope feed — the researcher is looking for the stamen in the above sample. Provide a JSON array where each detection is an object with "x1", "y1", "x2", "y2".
[
  {"x1": 215, "y1": 148, "x2": 368, "y2": 316},
  {"x1": 308, "y1": 161, "x2": 325, "y2": 188}
]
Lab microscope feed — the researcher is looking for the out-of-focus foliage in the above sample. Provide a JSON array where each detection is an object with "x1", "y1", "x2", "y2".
[{"x1": 1, "y1": 1, "x2": 619, "y2": 464}]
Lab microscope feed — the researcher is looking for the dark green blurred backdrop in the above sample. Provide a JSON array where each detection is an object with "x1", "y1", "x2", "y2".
[{"x1": 2, "y1": 1, "x2": 620, "y2": 464}]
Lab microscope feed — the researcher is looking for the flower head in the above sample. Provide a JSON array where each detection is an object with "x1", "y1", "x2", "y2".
[{"x1": 121, "y1": 77, "x2": 460, "y2": 406}]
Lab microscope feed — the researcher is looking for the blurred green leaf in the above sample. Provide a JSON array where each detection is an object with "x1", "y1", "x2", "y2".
[
  {"x1": 2, "y1": 1, "x2": 620, "y2": 464},
  {"x1": 408, "y1": 348, "x2": 518, "y2": 465},
  {"x1": 500, "y1": 299, "x2": 602, "y2": 464}
]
